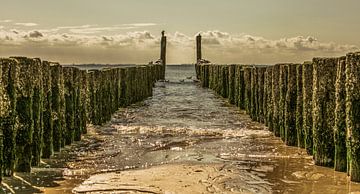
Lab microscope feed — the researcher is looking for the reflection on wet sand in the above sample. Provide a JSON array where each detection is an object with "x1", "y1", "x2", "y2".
[{"x1": 2, "y1": 65, "x2": 360, "y2": 193}]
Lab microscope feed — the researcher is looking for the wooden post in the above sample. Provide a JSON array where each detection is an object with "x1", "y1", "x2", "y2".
[
  {"x1": 196, "y1": 34, "x2": 202, "y2": 62},
  {"x1": 160, "y1": 31, "x2": 166, "y2": 80},
  {"x1": 272, "y1": 64, "x2": 281, "y2": 137},
  {"x1": 334, "y1": 57, "x2": 347, "y2": 172},
  {"x1": 0, "y1": 58, "x2": 18, "y2": 176},
  {"x1": 12, "y1": 57, "x2": 34, "y2": 172},
  {"x1": 41, "y1": 61, "x2": 53, "y2": 158},
  {"x1": 279, "y1": 64, "x2": 288, "y2": 141},
  {"x1": 312, "y1": 57, "x2": 337, "y2": 167},
  {"x1": 296, "y1": 64, "x2": 304, "y2": 148},
  {"x1": 302, "y1": 62, "x2": 313, "y2": 155},
  {"x1": 285, "y1": 64, "x2": 297, "y2": 146},
  {"x1": 345, "y1": 52, "x2": 360, "y2": 181}
]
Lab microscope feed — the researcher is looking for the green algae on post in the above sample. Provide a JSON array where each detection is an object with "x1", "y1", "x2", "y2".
[
  {"x1": 302, "y1": 62, "x2": 313, "y2": 155},
  {"x1": 272, "y1": 64, "x2": 280, "y2": 137},
  {"x1": 312, "y1": 57, "x2": 337, "y2": 167},
  {"x1": 279, "y1": 64, "x2": 288, "y2": 142},
  {"x1": 334, "y1": 57, "x2": 347, "y2": 172},
  {"x1": 265, "y1": 66, "x2": 273, "y2": 130},
  {"x1": 12, "y1": 57, "x2": 34, "y2": 172},
  {"x1": 0, "y1": 59, "x2": 18, "y2": 176},
  {"x1": 257, "y1": 67, "x2": 266, "y2": 123},
  {"x1": 228, "y1": 65, "x2": 236, "y2": 104},
  {"x1": 345, "y1": 52, "x2": 360, "y2": 182},
  {"x1": 41, "y1": 61, "x2": 53, "y2": 158},
  {"x1": 296, "y1": 64, "x2": 304, "y2": 148},
  {"x1": 285, "y1": 64, "x2": 297, "y2": 146},
  {"x1": 31, "y1": 58, "x2": 44, "y2": 167},
  {"x1": 50, "y1": 63, "x2": 65, "y2": 152}
]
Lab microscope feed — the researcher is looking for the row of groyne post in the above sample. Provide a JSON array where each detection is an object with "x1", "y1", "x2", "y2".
[
  {"x1": 195, "y1": 52, "x2": 360, "y2": 182},
  {"x1": 0, "y1": 57, "x2": 163, "y2": 181}
]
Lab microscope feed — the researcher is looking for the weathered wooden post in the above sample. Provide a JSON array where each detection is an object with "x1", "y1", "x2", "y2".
[
  {"x1": 345, "y1": 52, "x2": 360, "y2": 181},
  {"x1": 302, "y1": 62, "x2": 313, "y2": 155},
  {"x1": 279, "y1": 64, "x2": 288, "y2": 141},
  {"x1": 296, "y1": 64, "x2": 304, "y2": 148},
  {"x1": 265, "y1": 66, "x2": 273, "y2": 129},
  {"x1": 63, "y1": 67, "x2": 75, "y2": 145},
  {"x1": 50, "y1": 63, "x2": 64, "y2": 152},
  {"x1": 31, "y1": 58, "x2": 43, "y2": 167},
  {"x1": 41, "y1": 61, "x2": 53, "y2": 158},
  {"x1": 160, "y1": 31, "x2": 167, "y2": 80},
  {"x1": 12, "y1": 57, "x2": 34, "y2": 172},
  {"x1": 196, "y1": 34, "x2": 202, "y2": 62},
  {"x1": 272, "y1": 64, "x2": 281, "y2": 137},
  {"x1": 312, "y1": 57, "x2": 337, "y2": 167},
  {"x1": 244, "y1": 67, "x2": 252, "y2": 114},
  {"x1": 0, "y1": 58, "x2": 18, "y2": 176},
  {"x1": 257, "y1": 67, "x2": 266, "y2": 123},
  {"x1": 250, "y1": 67, "x2": 258, "y2": 120},
  {"x1": 221, "y1": 65, "x2": 229, "y2": 98},
  {"x1": 334, "y1": 57, "x2": 347, "y2": 172},
  {"x1": 285, "y1": 64, "x2": 297, "y2": 146}
]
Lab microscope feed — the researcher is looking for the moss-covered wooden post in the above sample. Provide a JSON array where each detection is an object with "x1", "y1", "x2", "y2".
[
  {"x1": 296, "y1": 64, "x2": 304, "y2": 148},
  {"x1": 334, "y1": 57, "x2": 347, "y2": 172},
  {"x1": 228, "y1": 65, "x2": 236, "y2": 104},
  {"x1": 272, "y1": 64, "x2": 280, "y2": 137},
  {"x1": 234, "y1": 65, "x2": 240, "y2": 107},
  {"x1": 250, "y1": 67, "x2": 258, "y2": 120},
  {"x1": 312, "y1": 57, "x2": 337, "y2": 167},
  {"x1": 73, "y1": 68, "x2": 82, "y2": 141},
  {"x1": 50, "y1": 63, "x2": 64, "y2": 152},
  {"x1": 244, "y1": 67, "x2": 252, "y2": 115},
  {"x1": 345, "y1": 52, "x2": 360, "y2": 181},
  {"x1": 63, "y1": 67, "x2": 75, "y2": 145},
  {"x1": 31, "y1": 58, "x2": 43, "y2": 167},
  {"x1": 257, "y1": 67, "x2": 265, "y2": 123},
  {"x1": 0, "y1": 59, "x2": 18, "y2": 176},
  {"x1": 41, "y1": 61, "x2": 53, "y2": 158},
  {"x1": 12, "y1": 57, "x2": 34, "y2": 172},
  {"x1": 87, "y1": 71, "x2": 96, "y2": 124},
  {"x1": 302, "y1": 62, "x2": 314, "y2": 155},
  {"x1": 0, "y1": 59, "x2": 3, "y2": 180},
  {"x1": 238, "y1": 66, "x2": 245, "y2": 110},
  {"x1": 265, "y1": 66, "x2": 273, "y2": 129},
  {"x1": 119, "y1": 68, "x2": 127, "y2": 107},
  {"x1": 221, "y1": 66, "x2": 228, "y2": 98},
  {"x1": 285, "y1": 64, "x2": 297, "y2": 146},
  {"x1": 80, "y1": 70, "x2": 88, "y2": 134},
  {"x1": 279, "y1": 64, "x2": 288, "y2": 141}
]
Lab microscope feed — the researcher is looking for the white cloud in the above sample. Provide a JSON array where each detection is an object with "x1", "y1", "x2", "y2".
[
  {"x1": 69, "y1": 26, "x2": 136, "y2": 34},
  {"x1": 123, "y1": 23, "x2": 157, "y2": 27},
  {"x1": 15, "y1": 22, "x2": 38, "y2": 27},
  {"x1": 0, "y1": 20, "x2": 12, "y2": 23},
  {"x1": 0, "y1": 29, "x2": 358, "y2": 64}
]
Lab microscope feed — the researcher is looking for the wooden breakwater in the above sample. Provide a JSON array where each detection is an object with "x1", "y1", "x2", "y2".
[
  {"x1": 0, "y1": 57, "x2": 162, "y2": 180},
  {"x1": 196, "y1": 52, "x2": 360, "y2": 182}
]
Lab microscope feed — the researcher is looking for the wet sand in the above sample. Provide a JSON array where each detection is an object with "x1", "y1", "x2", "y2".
[{"x1": 2, "y1": 65, "x2": 360, "y2": 193}]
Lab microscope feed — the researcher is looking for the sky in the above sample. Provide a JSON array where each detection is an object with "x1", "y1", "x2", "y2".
[{"x1": 0, "y1": 0, "x2": 359, "y2": 64}]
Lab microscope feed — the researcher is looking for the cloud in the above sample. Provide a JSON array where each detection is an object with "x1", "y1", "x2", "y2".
[
  {"x1": 28, "y1": 31, "x2": 43, "y2": 38},
  {"x1": 0, "y1": 29, "x2": 358, "y2": 64},
  {"x1": 69, "y1": 26, "x2": 136, "y2": 34},
  {"x1": 15, "y1": 22, "x2": 38, "y2": 27},
  {"x1": 123, "y1": 23, "x2": 157, "y2": 27},
  {"x1": 0, "y1": 20, "x2": 12, "y2": 23}
]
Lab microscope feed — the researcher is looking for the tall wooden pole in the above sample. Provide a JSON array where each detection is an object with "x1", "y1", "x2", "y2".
[
  {"x1": 196, "y1": 34, "x2": 202, "y2": 62},
  {"x1": 160, "y1": 31, "x2": 166, "y2": 79}
]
